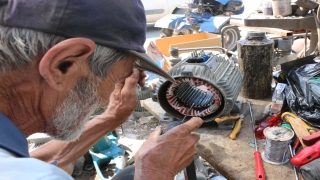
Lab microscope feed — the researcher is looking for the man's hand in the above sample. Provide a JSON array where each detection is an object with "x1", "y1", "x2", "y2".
[
  {"x1": 138, "y1": 70, "x2": 147, "y2": 87},
  {"x1": 104, "y1": 69, "x2": 141, "y2": 121},
  {"x1": 134, "y1": 117, "x2": 203, "y2": 180}
]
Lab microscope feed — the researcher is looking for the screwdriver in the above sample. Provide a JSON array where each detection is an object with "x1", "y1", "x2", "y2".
[
  {"x1": 182, "y1": 103, "x2": 195, "y2": 122},
  {"x1": 162, "y1": 103, "x2": 195, "y2": 134},
  {"x1": 249, "y1": 101, "x2": 266, "y2": 180}
]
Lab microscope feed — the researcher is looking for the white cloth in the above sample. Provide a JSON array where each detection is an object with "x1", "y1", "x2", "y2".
[{"x1": 0, "y1": 148, "x2": 73, "y2": 180}]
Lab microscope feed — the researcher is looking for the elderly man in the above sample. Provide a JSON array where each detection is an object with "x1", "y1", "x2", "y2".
[{"x1": 0, "y1": 0, "x2": 203, "y2": 179}]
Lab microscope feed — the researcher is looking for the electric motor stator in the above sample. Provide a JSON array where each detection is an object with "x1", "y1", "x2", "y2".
[{"x1": 154, "y1": 51, "x2": 243, "y2": 123}]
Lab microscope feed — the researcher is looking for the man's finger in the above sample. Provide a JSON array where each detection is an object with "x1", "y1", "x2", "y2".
[
  {"x1": 138, "y1": 70, "x2": 147, "y2": 87},
  {"x1": 190, "y1": 132, "x2": 200, "y2": 142},
  {"x1": 149, "y1": 126, "x2": 162, "y2": 139},
  {"x1": 176, "y1": 117, "x2": 203, "y2": 135},
  {"x1": 113, "y1": 82, "x2": 124, "y2": 93},
  {"x1": 122, "y1": 69, "x2": 139, "y2": 92}
]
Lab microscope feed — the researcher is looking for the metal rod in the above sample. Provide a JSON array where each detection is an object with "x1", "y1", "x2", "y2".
[
  {"x1": 178, "y1": 46, "x2": 237, "y2": 56},
  {"x1": 248, "y1": 101, "x2": 258, "y2": 151},
  {"x1": 249, "y1": 101, "x2": 266, "y2": 180},
  {"x1": 289, "y1": 145, "x2": 299, "y2": 180},
  {"x1": 182, "y1": 103, "x2": 195, "y2": 122}
]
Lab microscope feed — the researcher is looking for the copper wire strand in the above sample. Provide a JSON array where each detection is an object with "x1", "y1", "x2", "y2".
[{"x1": 166, "y1": 77, "x2": 221, "y2": 117}]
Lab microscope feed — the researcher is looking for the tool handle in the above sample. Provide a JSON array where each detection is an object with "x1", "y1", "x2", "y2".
[
  {"x1": 291, "y1": 140, "x2": 320, "y2": 167},
  {"x1": 185, "y1": 160, "x2": 197, "y2": 180},
  {"x1": 282, "y1": 112, "x2": 316, "y2": 134},
  {"x1": 215, "y1": 115, "x2": 240, "y2": 123},
  {"x1": 303, "y1": 130, "x2": 320, "y2": 146},
  {"x1": 254, "y1": 151, "x2": 266, "y2": 180},
  {"x1": 229, "y1": 118, "x2": 244, "y2": 140}
]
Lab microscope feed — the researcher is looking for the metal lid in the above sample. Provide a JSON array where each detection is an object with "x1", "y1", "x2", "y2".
[
  {"x1": 263, "y1": 126, "x2": 294, "y2": 141},
  {"x1": 237, "y1": 31, "x2": 274, "y2": 46},
  {"x1": 246, "y1": 31, "x2": 266, "y2": 40}
]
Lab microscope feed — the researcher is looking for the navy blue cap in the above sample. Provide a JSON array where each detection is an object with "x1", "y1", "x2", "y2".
[{"x1": 0, "y1": 0, "x2": 174, "y2": 82}]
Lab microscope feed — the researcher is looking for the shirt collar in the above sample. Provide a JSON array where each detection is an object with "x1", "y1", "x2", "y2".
[{"x1": 0, "y1": 112, "x2": 29, "y2": 157}]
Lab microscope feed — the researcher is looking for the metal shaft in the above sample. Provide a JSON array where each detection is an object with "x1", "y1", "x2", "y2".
[
  {"x1": 248, "y1": 101, "x2": 258, "y2": 151},
  {"x1": 249, "y1": 101, "x2": 266, "y2": 180},
  {"x1": 289, "y1": 145, "x2": 299, "y2": 180},
  {"x1": 182, "y1": 103, "x2": 195, "y2": 122}
]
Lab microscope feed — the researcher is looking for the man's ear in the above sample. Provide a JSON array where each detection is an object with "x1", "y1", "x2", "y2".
[{"x1": 39, "y1": 38, "x2": 96, "y2": 90}]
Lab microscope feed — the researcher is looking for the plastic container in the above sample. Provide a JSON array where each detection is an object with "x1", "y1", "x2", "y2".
[{"x1": 272, "y1": 0, "x2": 292, "y2": 16}]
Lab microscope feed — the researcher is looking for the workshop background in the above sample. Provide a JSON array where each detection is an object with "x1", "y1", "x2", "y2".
[{"x1": 27, "y1": 0, "x2": 320, "y2": 180}]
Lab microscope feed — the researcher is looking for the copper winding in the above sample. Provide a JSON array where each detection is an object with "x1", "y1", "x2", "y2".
[{"x1": 166, "y1": 77, "x2": 222, "y2": 117}]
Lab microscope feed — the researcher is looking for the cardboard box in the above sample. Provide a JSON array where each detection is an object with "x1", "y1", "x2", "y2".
[{"x1": 155, "y1": 32, "x2": 223, "y2": 57}]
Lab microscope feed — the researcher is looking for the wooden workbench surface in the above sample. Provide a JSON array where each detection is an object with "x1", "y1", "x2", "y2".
[
  {"x1": 195, "y1": 96, "x2": 296, "y2": 180},
  {"x1": 141, "y1": 96, "x2": 297, "y2": 180}
]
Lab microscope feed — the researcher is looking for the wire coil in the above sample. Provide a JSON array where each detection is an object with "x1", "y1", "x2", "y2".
[
  {"x1": 261, "y1": 126, "x2": 294, "y2": 165},
  {"x1": 165, "y1": 77, "x2": 222, "y2": 117}
]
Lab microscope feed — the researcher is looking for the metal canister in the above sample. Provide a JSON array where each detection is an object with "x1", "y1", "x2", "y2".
[{"x1": 237, "y1": 31, "x2": 274, "y2": 99}]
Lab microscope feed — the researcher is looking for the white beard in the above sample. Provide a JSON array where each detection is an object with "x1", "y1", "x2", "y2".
[{"x1": 48, "y1": 75, "x2": 102, "y2": 141}]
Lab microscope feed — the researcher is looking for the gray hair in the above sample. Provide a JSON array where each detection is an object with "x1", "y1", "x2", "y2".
[{"x1": 0, "y1": 25, "x2": 129, "y2": 79}]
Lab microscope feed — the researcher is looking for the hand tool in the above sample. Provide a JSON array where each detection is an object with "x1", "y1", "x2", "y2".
[
  {"x1": 217, "y1": 121, "x2": 236, "y2": 130},
  {"x1": 181, "y1": 103, "x2": 195, "y2": 122},
  {"x1": 291, "y1": 140, "x2": 320, "y2": 167},
  {"x1": 281, "y1": 112, "x2": 312, "y2": 147},
  {"x1": 229, "y1": 108, "x2": 250, "y2": 140},
  {"x1": 302, "y1": 130, "x2": 320, "y2": 146},
  {"x1": 289, "y1": 144, "x2": 299, "y2": 180},
  {"x1": 161, "y1": 103, "x2": 197, "y2": 180},
  {"x1": 215, "y1": 100, "x2": 243, "y2": 130},
  {"x1": 248, "y1": 101, "x2": 266, "y2": 180},
  {"x1": 215, "y1": 114, "x2": 242, "y2": 123},
  {"x1": 281, "y1": 112, "x2": 317, "y2": 134}
]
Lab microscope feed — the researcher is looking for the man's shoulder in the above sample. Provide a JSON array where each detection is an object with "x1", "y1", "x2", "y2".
[{"x1": 0, "y1": 154, "x2": 73, "y2": 180}]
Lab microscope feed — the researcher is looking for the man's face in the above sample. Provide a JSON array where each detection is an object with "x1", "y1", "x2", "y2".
[{"x1": 46, "y1": 56, "x2": 136, "y2": 141}]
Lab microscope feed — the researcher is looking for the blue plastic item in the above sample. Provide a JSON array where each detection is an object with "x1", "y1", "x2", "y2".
[{"x1": 89, "y1": 131, "x2": 125, "y2": 180}]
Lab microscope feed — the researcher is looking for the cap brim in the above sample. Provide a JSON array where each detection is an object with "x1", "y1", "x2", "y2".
[{"x1": 129, "y1": 50, "x2": 175, "y2": 82}]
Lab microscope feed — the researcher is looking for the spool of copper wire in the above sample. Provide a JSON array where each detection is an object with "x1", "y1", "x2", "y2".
[{"x1": 261, "y1": 126, "x2": 294, "y2": 165}]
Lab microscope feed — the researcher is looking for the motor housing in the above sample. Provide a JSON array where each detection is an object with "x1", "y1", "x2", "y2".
[{"x1": 154, "y1": 51, "x2": 243, "y2": 123}]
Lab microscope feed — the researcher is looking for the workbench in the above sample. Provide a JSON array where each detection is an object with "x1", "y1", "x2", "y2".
[
  {"x1": 140, "y1": 96, "x2": 297, "y2": 180},
  {"x1": 195, "y1": 96, "x2": 297, "y2": 180}
]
